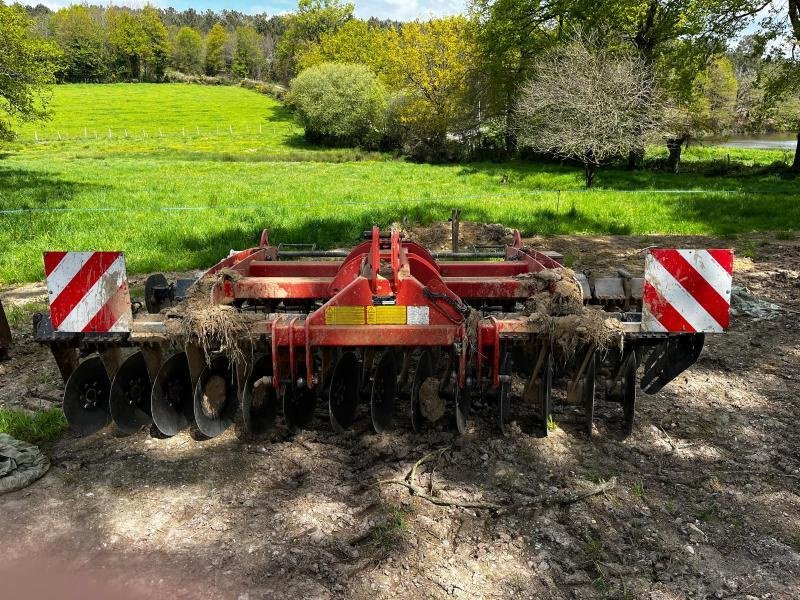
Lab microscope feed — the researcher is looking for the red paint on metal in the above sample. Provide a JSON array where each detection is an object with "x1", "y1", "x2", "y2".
[
  {"x1": 650, "y1": 249, "x2": 730, "y2": 328},
  {"x1": 43, "y1": 251, "x2": 67, "y2": 276},
  {"x1": 49, "y1": 252, "x2": 120, "y2": 328},
  {"x1": 642, "y1": 281, "x2": 695, "y2": 332},
  {"x1": 82, "y1": 281, "x2": 129, "y2": 332}
]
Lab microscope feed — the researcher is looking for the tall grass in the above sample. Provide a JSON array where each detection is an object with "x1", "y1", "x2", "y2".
[{"x1": 0, "y1": 83, "x2": 796, "y2": 285}]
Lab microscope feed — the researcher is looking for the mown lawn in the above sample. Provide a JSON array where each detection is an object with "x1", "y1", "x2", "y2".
[{"x1": 0, "y1": 83, "x2": 797, "y2": 284}]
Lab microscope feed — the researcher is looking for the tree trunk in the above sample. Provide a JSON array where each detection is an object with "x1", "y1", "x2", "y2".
[
  {"x1": 627, "y1": 148, "x2": 644, "y2": 170},
  {"x1": 792, "y1": 131, "x2": 800, "y2": 172},
  {"x1": 666, "y1": 136, "x2": 687, "y2": 173},
  {"x1": 584, "y1": 163, "x2": 597, "y2": 187}
]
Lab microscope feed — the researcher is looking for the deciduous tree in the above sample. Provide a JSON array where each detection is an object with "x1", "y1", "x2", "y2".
[
  {"x1": 0, "y1": 3, "x2": 60, "y2": 140},
  {"x1": 50, "y1": 5, "x2": 107, "y2": 82},
  {"x1": 276, "y1": 0, "x2": 354, "y2": 81},
  {"x1": 173, "y1": 26, "x2": 203, "y2": 74},
  {"x1": 205, "y1": 22, "x2": 228, "y2": 75},
  {"x1": 516, "y1": 37, "x2": 665, "y2": 186}
]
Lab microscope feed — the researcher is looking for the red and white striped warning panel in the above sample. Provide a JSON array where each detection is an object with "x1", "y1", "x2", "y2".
[
  {"x1": 43, "y1": 252, "x2": 132, "y2": 333},
  {"x1": 642, "y1": 249, "x2": 733, "y2": 333}
]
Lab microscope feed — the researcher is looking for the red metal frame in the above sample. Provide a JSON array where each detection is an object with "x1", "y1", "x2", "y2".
[{"x1": 198, "y1": 227, "x2": 574, "y2": 392}]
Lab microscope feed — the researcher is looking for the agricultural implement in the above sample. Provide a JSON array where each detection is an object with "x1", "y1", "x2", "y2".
[
  {"x1": 0, "y1": 300, "x2": 11, "y2": 361},
  {"x1": 33, "y1": 226, "x2": 733, "y2": 439}
]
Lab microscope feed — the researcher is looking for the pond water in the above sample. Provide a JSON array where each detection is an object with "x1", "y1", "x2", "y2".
[{"x1": 706, "y1": 133, "x2": 797, "y2": 150}]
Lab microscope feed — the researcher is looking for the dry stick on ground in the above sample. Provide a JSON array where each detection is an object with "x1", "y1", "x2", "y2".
[{"x1": 379, "y1": 447, "x2": 617, "y2": 512}]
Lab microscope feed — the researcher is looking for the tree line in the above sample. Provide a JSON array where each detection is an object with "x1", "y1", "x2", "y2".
[{"x1": 4, "y1": 0, "x2": 800, "y2": 176}]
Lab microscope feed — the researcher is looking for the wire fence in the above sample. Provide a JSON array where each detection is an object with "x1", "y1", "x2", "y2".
[{"x1": 22, "y1": 123, "x2": 303, "y2": 144}]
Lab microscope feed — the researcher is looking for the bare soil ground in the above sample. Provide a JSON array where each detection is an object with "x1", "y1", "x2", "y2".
[{"x1": 1, "y1": 228, "x2": 799, "y2": 600}]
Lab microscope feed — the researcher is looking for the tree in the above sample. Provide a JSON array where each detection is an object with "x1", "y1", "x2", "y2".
[
  {"x1": 276, "y1": 0, "x2": 354, "y2": 81},
  {"x1": 140, "y1": 5, "x2": 170, "y2": 79},
  {"x1": 515, "y1": 38, "x2": 665, "y2": 186},
  {"x1": 173, "y1": 26, "x2": 203, "y2": 74},
  {"x1": 233, "y1": 26, "x2": 265, "y2": 79},
  {"x1": 297, "y1": 19, "x2": 387, "y2": 74},
  {"x1": 205, "y1": 22, "x2": 228, "y2": 75},
  {"x1": 50, "y1": 5, "x2": 107, "y2": 82},
  {"x1": 470, "y1": 0, "x2": 770, "y2": 160},
  {"x1": 690, "y1": 55, "x2": 739, "y2": 135},
  {"x1": 759, "y1": 0, "x2": 800, "y2": 170},
  {"x1": 0, "y1": 3, "x2": 60, "y2": 140},
  {"x1": 383, "y1": 17, "x2": 478, "y2": 157},
  {"x1": 107, "y1": 10, "x2": 149, "y2": 79},
  {"x1": 288, "y1": 62, "x2": 386, "y2": 147}
]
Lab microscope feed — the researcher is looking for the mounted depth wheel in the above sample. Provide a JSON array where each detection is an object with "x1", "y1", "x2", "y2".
[
  {"x1": 109, "y1": 351, "x2": 153, "y2": 434},
  {"x1": 241, "y1": 354, "x2": 278, "y2": 439},
  {"x1": 63, "y1": 356, "x2": 111, "y2": 436},
  {"x1": 370, "y1": 350, "x2": 399, "y2": 433},
  {"x1": 329, "y1": 351, "x2": 360, "y2": 432},
  {"x1": 151, "y1": 352, "x2": 194, "y2": 437},
  {"x1": 498, "y1": 352, "x2": 512, "y2": 433},
  {"x1": 193, "y1": 355, "x2": 237, "y2": 438}
]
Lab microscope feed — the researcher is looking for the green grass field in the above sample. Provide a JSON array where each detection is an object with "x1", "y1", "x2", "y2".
[{"x1": 0, "y1": 83, "x2": 797, "y2": 284}]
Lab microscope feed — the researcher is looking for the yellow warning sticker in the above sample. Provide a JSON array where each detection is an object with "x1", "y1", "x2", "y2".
[
  {"x1": 366, "y1": 305, "x2": 407, "y2": 325},
  {"x1": 325, "y1": 306, "x2": 365, "y2": 325}
]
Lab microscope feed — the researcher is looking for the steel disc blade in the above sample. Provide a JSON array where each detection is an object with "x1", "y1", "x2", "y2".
[
  {"x1": 284, "y1": 386, "x2": 316, "y2": 432},
  {"x1": 370, "y1": 350, "x2": 398, "y2": 434},
  {"x1": 242, "y1": 354, "x2": 277, "y2": 438},
  {"x1": 329, "y1": 351, "x2": 360, "y2": 432},
  {"x1": 193, "y1": 355, "x2": 237, "y2": 438},
  {"x1": 583, "y1": 354, "x2": 597, "y2": 436},
  {"x1": 410, "y1": 350, "x2": 434, "y2": 433},
  {"x1": 63, "y1": 356, "x2": 111, "y2": 436},
  {"x1": 151, "y1": 352, "x2": 194, "y2": 436},
  {"x1": 109, "y1": 352, "x2": 153, "y2": 434}
]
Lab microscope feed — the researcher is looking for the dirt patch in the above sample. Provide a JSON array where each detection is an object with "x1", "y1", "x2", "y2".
[
  {"x1": 400, "y1": 221, "x2": 514, "y2": 251},
  {"x1": 419, "y1": 377, "x2": 445, "y2": 422},
  {"x1": 1, "y1": 230, "x2": 799, "y2": 599}
]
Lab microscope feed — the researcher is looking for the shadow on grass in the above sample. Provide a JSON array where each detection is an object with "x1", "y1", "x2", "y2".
[{"x1": 0, "y1": 167, "x2": 95, "y2": 210}]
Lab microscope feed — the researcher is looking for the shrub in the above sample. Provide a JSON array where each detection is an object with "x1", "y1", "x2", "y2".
[{"x1": 288, "y1": 62, "x2": 387, "y2": 148}]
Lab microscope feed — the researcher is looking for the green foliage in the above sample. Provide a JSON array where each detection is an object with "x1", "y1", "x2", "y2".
[
  {"x1": 233, "y1": 26, "x2": 266, "y2": 79},
  {"x1": 690, "y1": 55, "x2": 739, "y2": 135},
  {"x1": 289, "y1": 62, "x2": 386, "y2": 147},
  {"x1": 383, "y1": 17, "x2": 478, "y2": 159},
  {"x1": 298, "y1": 19, "x2": 386, "y2": 74},
  {"x1": 106, "y1": 6, "x2": 168, "y2": 81},
  {"x1": 0, "y1": 3, "x2": 60, "y2": 140},
  {"x1": 50, "y1": 5, "x2": 108, "y2": 82},
  {"x1": 141, "y1": 5, "x2": 170, "y2": 79},
  {"x1": 276, "y1": 0, "x2": 354, "y2": 80},
  {"x1": 205, "y1": 23, "x2": 228, "y2": 75},
  {"x1": 0, "y1": 408, "x2": 68, "y2": 446},
  {"x1": 173, "y1": 26, "x2": 203, "y2": 74}
]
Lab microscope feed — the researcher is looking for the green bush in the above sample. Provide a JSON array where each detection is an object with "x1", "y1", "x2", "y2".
[{"x1": 288, "y1": 62, "x2": 386, "y2": 148}]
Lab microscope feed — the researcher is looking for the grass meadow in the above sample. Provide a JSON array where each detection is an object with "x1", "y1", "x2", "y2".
[{"x1": 0, "y1": 83, "x2": 798, "y2": 284}]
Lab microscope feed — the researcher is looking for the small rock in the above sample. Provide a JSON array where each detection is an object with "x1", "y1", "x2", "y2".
[
  {"x1": 685, "y1": 545, "x2": 695, "y2": 555},
  {"x1": 538, "y1": 560, "x2": 550, "y2": 572}
]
